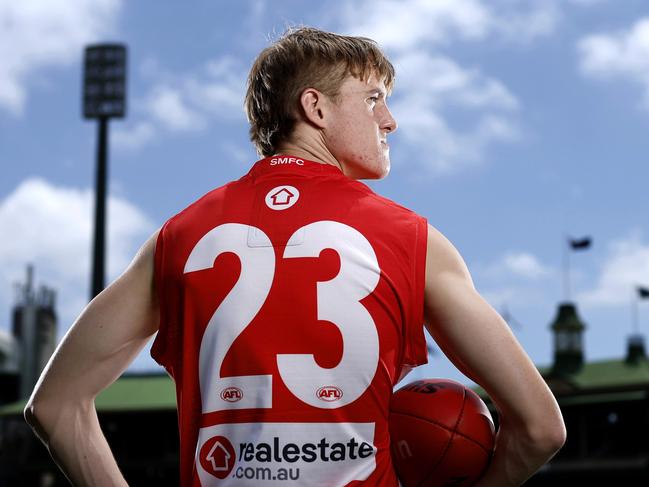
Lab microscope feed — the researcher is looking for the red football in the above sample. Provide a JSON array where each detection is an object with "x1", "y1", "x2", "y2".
[{"x1": 389, "y1": 379, "x2": 496, "y2": 487}]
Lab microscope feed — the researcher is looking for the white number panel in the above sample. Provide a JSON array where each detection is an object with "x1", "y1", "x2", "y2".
[
  {"x1": 184, "y1": 223, "x2": 275, "y2": 412},
  {"x1": 278, "y1": 221, "x2": 380, "y2": 408},
  {"x1": 183, "y1": 221, "x2": 381, "y2": 413}
]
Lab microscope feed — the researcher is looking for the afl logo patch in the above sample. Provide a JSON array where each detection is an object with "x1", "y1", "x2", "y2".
[
  {"x1": 220, "y1": 387, "x2": 243, "y2": 402},
  {"x1": 316, "y1": 386, "x2": 343, "y2": 402},
  {"x1": 265, "y1": 185, "x2": 300, "y2": 211}
]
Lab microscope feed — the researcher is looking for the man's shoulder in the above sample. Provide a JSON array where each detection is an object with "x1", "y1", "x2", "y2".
[
  {"x1": 350, "y1": 180, "x2": 424, "y2": 221},
  {"x1": 163, "y1": 176, "x2": 248, "y2": 229}
]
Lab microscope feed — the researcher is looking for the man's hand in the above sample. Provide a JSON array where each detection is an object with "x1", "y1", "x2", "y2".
[
  {"x1": 24, "y1": 231, "x2": 160, "y2": 487},
  {"x1": 423, "y1": 224, "x2": 566, "y2": 486}
]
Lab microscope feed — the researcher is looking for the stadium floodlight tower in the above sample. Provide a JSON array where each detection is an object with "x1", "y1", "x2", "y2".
[{"x1": 83, "y1": 44, "x2": 127, "y2": 300}]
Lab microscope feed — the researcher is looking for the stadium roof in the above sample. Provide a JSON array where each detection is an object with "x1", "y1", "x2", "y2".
[
  {"x1": 473, "y1": 355, "x2": 649, "y2": 405},
  {"x1": 3, "y1": 354, "x2": 649, "y2": 416},
  {"x1": 0, "y1": 373, "x2": 176, "y2": 416},
  {"x1": 554, "y1": 356, "x2": 649, "y2": 390}
]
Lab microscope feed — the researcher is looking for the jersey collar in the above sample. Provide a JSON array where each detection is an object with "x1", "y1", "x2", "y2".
[{"x1": 248, "y1": 154, "x2": 345, "y2": 179}]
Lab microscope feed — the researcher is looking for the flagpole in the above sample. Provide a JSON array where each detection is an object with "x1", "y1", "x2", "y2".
[
  {"x1": 563, "y1": 235, "x2": 570, "y2": 302},
  {"x1": 632, "y1": 286, "x2": 639, "y2": 335}
]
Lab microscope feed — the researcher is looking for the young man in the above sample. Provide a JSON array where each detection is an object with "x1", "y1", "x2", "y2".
[{"x1": 25, "y1": 28, "x2": 565, "y2": 486}]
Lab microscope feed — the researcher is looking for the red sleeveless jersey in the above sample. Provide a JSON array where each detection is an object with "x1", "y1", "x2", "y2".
[{"x1": 151, "y1": 156, "x2": 428, "y2": 486}]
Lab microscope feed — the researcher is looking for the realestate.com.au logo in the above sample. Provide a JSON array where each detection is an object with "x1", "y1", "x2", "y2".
[
  {"x1": 199, "y1": 434, "x2": 375, "y2": 481},
  {"x1": 199, "y1": 436, "x2": 237, "y2": 479}
]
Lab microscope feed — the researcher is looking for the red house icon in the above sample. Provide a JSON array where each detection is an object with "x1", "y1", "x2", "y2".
[
  {"x1": 270, "y1": 187, "x2": 295, "y2": 205},
  {"x1": 206, "y1": 441, "x2": 231, "y2": 472}
]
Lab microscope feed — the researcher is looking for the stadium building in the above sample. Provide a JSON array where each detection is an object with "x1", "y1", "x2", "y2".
[{"x1": 1, "y1": 287, "x2": 649, "y2": 484}]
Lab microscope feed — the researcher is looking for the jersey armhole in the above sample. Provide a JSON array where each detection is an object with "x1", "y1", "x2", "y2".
[
  {"x1": 403, "y1": 216, "x2": 429, "y2": 368},
  {"x1": 150, "y1": 220, "x2": 173, "y2": 375}
]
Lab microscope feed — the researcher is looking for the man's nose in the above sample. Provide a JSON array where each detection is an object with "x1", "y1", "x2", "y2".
[{"x1": 381, "y1": 106, "x2": 397, "y2": 134}]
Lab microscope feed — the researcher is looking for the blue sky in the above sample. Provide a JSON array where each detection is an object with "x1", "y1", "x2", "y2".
[{"x1": 1, "y1": 0, "x2": 649, "y2": 384}]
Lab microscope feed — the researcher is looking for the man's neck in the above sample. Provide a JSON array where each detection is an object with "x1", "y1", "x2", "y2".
[{"x1": 274, "y1": 135, "x2": 344, "y2": 173}]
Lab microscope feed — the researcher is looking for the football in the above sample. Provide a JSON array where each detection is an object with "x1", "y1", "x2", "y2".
[{"x1": 389, "y1": 379, "x2": 496, "y2": 487}]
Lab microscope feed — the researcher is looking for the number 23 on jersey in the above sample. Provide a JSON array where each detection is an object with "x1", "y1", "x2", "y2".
[{"x1": 184, "y1": 221, "x2": 382, "y2": 413}]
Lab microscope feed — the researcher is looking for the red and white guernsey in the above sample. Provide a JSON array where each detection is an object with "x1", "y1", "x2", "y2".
[{"x1": 151, "y1": 156, "x2": 428, "y2": 486}]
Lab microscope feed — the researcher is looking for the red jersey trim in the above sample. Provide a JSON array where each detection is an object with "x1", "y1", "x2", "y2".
[
  {"x1": 151, "y1": 220, "x2": 173, "y2": 375},
  {"x1": 407, "y1": 217, "x2": 428, "y2": 368}
]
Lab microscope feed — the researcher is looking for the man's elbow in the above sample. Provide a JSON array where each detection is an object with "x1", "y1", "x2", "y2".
[
  {"x1": 25, "y1": 394, "x2": 94, "y2": 438},
  {"x1": 24, "y1": 396, "x2": 76, "y2": 444},
  {"x1": 24, "y1": 399, "x2": 51, "y2": 444},
  {"x1": 544, "y1": 418, "x2": 567, "y2": 454},
  {"x1": 527, "y1": 412, "x2": 567, "y2": 457}
]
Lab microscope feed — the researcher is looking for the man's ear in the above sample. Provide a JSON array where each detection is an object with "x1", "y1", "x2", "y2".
[{"x1": 299, "y1": 88, "x2": 328, "y2": 129}]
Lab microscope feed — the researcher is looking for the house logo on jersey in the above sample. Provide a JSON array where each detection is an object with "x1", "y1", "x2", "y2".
[
  {"x1": 265, "y1": 185, "x2": 300, "y2": 211},
  {"x1": 199, "y1": 435, "x2": 236, "y2": 479}
]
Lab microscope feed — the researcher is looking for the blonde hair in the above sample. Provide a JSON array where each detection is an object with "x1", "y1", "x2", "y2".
[{"x1": 245, "y1": 27, "x2": 395, "y2": 156}]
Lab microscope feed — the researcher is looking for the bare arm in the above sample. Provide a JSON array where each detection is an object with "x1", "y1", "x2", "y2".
[
  {"x1": 423, "y1": 225, "x2": 565, "y2": 486},
  {"x1": 24, "y1": 231, "x2": 160, "y2": 487}
]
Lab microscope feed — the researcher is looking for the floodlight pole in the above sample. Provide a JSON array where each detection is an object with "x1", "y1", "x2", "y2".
[
  {"x1": 83, "y1": 43, "x2": 127, "y2": 301},
  {"x1": 91, "y1": 117, "x2": 109, "y2": 299}
]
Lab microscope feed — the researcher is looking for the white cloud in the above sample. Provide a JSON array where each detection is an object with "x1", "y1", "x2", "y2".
[
  {"x1": 188, "y1": 57, "x2": 248, "y2": 117},
  {"x1": 147, "y1": 86, "x2": 205, "y2": 132},
  {"x1": 391, "y1": 52, "x2": 519, "y2": 173},
  {"x1": 0, "y1": 178, "x2": 155, "y2": 335},
  {"x1": 342, "y1": 0, "x2": 491, "y2": 51},
  {"x1": 120, "y1": 55, "x2": 247, "y2": 150},
  {"x1": 469, "y1": 251, "x2": 554, "y2": 319},
  {"x1": 480, "y1": 251, "x2": 552, "y2": 281},
  {"x1": 492, "y1": 2, "x2": 560, "y2": 44},
  {"x1": 578, "y1": 17, "x2": 649, "y2": 109},
  {"x1": 395, "y1": 53, "x2": 518, "y2": 109},
  {"x1": 342, "y1": 0, "x2": 561, "y2": 53},
  {"x1": 112, "y1": 121, "x2": 156, "y2": 151},
  {"x1": 0, "y1": 0, "x2": 122, "y2": 115},
  {"x1": 502, "y1": 252, "x2": 551, "y2": 279},
  {"x1": 222, "y1": 142, "x2": 258, "y2": 169},
  {"x1": 580, "y1": 232, "x2": 649, "y2": 306},
  {"x1": 338, "y1": 0, "x2": 611, "y2": 174},
  {"x1": 339, "y1": 1, "x2": 548, "y2": 174}
]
